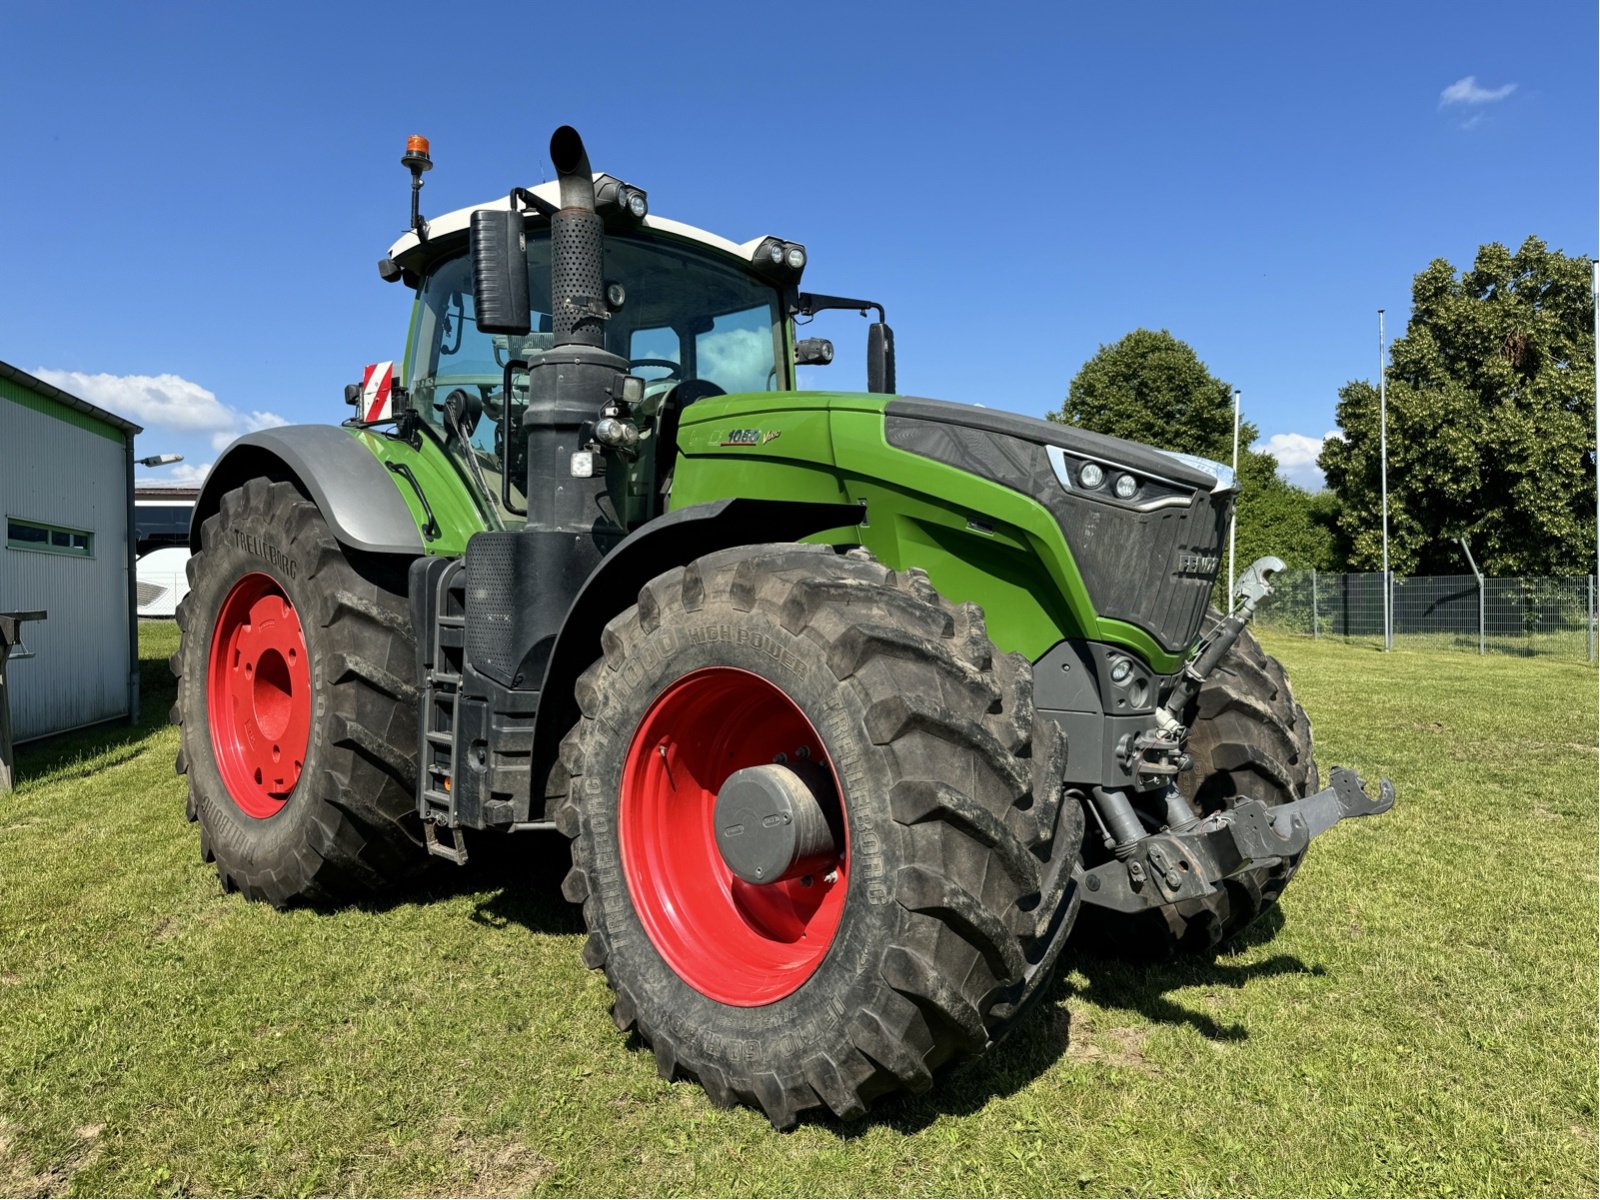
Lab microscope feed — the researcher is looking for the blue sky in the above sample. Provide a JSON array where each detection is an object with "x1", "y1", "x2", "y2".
[{"x1": 3, "y1": 1, "x2": 1593, "y2": 490}]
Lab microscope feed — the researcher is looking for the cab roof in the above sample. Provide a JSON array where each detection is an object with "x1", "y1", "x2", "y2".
[{"x1": 386, "y1": 175, "x2": 780, "y2": 275}]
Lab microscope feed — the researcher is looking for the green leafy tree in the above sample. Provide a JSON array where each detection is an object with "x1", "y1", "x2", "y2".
[
  {"x1": 1051, "y1": 329, "x2": 1337, "y2": 576},
  {"x1": 1320, "y1": 237, "x2": 1596, "y2": 575},
  {"x1": 1049, "y1": 328, "x2": 1248, "y2": 461}
]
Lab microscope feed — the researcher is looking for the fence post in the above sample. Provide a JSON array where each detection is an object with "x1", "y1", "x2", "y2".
[
  {"x1": 1588, "y1": 574, "x2": 1595, "y2": 663},
  {"x1": 1311, "y1": 568, "x2": 1319, "y2": 640}
]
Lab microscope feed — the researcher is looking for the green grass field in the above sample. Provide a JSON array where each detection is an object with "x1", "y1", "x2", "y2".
[{"x1": 1, "y1": 623, "x2": 1595, "y2": 1197}]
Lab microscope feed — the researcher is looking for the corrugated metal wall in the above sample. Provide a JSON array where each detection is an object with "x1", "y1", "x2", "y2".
[{"x1": 1, "y1": 390, "x2": 132, "y2": 741}]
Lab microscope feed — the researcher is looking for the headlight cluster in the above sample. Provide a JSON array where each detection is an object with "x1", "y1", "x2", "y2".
[
  {"x1": 1046, "y1": 445, "x2": 1198, "y2": 512},
  {"x1": 594, "y1": 174, "x2": 648, "y2": 222},
  {"x1": 751, "y1": 236, "x2": 807, "y2": 281}
]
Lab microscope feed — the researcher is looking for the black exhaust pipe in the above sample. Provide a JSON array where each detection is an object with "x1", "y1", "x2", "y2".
[
  {"x1": 479, "y1": 126, "x2": 629, "y2": 693},
  {"x1": 547, "y1": 126, "x2": 606, "y2": 351}
]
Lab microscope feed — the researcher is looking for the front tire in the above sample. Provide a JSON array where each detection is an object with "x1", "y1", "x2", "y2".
[
  {"x1": 172, "y1": 479, "x2": 424, "y2": 906},
  {"x1": 553, "y1": 545, "x2": 1079, "y2": 1127}
]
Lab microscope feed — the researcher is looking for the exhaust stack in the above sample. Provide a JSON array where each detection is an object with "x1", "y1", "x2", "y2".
[
  {"x1": 502, "y1": 126, "x2": 630, "y2": 689},
  {"x1": 547, "y1": 126, "x2": 606, "y2": 350}
]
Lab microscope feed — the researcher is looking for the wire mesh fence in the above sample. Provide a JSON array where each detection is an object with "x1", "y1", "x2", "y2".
[{"x1": 1255, "y1": 570, "x2": 1598, "y2": 660}]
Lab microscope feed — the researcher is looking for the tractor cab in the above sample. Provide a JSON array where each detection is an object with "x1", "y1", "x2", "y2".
[
  {"x1": 401, "y1": 228, "x2": 790, "y2": 520},
  {"x1": 378, "y1": 142, "x2": 891, "y2": 528},
  {"x1": 384, "y1": 164, "x2": 805, "y2": 525}
]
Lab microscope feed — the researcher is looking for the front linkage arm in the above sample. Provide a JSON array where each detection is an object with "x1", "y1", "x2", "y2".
[
  {"x1": 1080, "y1": 767, "x2": 1396, "y2": 912},
  {"x1": 1080, "y1": 555, "x2": 1397, "y2": 915}
]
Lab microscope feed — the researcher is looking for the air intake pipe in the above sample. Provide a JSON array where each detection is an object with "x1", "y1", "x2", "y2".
[{"x1": 513, "y1": 126, "x2": 630, "y2": 684}]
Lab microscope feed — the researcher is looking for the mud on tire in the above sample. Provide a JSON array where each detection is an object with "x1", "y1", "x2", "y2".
[
  {"x1": 172, "y1": 479, "x2": 424, "y2": 906},
  {"x1": 552, "y1": 545, "x2": 1083, "y2": 1127}
]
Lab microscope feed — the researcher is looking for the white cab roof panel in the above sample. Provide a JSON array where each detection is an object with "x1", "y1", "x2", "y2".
[{"x1": 387, "y1": 175, "x2": 779, "y2": 271}]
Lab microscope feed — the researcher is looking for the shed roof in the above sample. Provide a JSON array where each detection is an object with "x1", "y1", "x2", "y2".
[{"x1": 0, "y1": 359, "x2": 143, "y2": 437}]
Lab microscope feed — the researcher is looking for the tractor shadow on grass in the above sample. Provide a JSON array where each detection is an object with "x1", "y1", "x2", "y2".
[
  {"x1": 463, "y1": 838, "x2": 586, "y2": 936},
  {"x1": 333, "y1": 832, "x2": 585, "y2": 934},
  {"x1": 1066, "y1": 908, "x2": 1326, "y2": 1044},
  {"x1": 802, "y1": 909, "x2": 1325, "y2": 1137}
]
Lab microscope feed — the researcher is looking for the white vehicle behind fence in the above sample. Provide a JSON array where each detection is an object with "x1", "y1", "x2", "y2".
[{"x1": 136, "y1": 545, "x2": 191, "y2": 618}]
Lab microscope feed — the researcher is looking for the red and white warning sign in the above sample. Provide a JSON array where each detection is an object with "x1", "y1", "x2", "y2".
[{"x1": 360, "y1": 361, "x2": 395, "y2": 423}]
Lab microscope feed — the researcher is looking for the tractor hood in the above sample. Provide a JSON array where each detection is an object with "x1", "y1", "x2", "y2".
[
  {"x1": 883, "y1": 397, "x2": 1235, "y2": 496},
  {"x1": 881, "y1": 396, "x2": 1234, "y2": 657}
]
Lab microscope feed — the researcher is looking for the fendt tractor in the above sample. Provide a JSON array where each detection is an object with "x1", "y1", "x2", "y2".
[{"x1": 173, "y1": 127, "x2": 1395, "y2": 1127}]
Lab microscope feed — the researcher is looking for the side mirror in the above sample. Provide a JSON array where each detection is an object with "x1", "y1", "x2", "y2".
[
  {"x1": 867, "y1": 322, "x2": 896, "y2": 394},
  {"x1": 470, "y1": 209, "x2": 531, "y2": 335},
  {"x1": 795, "y1": 338, "x2": 834, "y2": 366}
]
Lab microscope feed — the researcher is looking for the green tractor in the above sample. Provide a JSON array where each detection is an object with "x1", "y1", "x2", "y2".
[{"x1": 173, "y1": 127, "x2": 1393, "y2": 1127}]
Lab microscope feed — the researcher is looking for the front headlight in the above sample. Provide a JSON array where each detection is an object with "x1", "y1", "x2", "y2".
[{"x1": 1045, "y1": 445, "x2": 1201, "y2": 511}]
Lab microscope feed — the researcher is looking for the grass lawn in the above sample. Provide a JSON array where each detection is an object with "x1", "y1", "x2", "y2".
[{"x1": 1, "y1": 622, "x2": 1594, "y2": 1197}]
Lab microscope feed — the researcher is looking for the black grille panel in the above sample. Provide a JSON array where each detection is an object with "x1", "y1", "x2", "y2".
[
  {"x1": 1057, "y1": 490, "x2": 1228, "y2": 653},
  {"x1": 464, "y1": 533, "x2": 519, "y2": 684}
]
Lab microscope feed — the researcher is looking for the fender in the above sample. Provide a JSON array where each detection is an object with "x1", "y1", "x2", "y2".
[
  {"x1": 191, "y1": 426, "x2": 425, "y2": 556},
  {"x1": 525, "y1": 497, "x2": 863, "y2": 818}
]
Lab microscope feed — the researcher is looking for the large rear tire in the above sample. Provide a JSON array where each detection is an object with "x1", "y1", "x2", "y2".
[
  {"x1": 552, "y1": 545, "x2": 1081, "y2": 1127},
  {"x1": 172, "y1": 479, "x2": 424, "y2": 906}
]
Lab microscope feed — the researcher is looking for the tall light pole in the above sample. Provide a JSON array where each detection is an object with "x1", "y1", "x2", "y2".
[
  {"x1": 1379, "y1": 309, "x2": 1391, "y2": 651},
  {"x1": 1228, "y1": 388, "x2": 1241, "y2": 612}
]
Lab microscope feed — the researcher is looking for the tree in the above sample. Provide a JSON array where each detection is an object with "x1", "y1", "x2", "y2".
[
  {"x1": 1319, "y1": 238, "x2": 1596, "y2": 576},
  {"x1": 1049, "y1": 328, "x2": 1249, "y2": 461},
  {"x1": 1051, "y1": 329, "x2": 1337, "y2": 577}
]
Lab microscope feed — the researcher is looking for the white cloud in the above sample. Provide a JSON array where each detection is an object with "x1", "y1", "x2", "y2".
[
  {"x1": 244, "y1": 410, "x2": 289, "y2": 432},
  {"x1": 35, "y1": 369, "x2": 238, "y2": 432},
  {"x1": 167, "y1": 461, "x2": 212, "y2": 485},
  {"x1": 34, "y1": 369, "x2": 291, "y2": 455},
  {"x1": 1254, "y1": 431, "x2": 1337, "y2": 491},
  {"x1": 1439, "y1": 75, "x2": 1517, "y2": 106}
]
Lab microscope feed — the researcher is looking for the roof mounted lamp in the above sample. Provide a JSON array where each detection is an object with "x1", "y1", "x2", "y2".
[{"x1": 402, "y1": 134, "x2": 433, "y2": 239}]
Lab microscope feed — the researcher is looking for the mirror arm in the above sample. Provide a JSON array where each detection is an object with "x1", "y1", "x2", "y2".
[
  {"x1": 510, "y1": 187, "x2": 557, "y2": 219},
  {"x1": 793, "y1": 292, "x2": 886, "y2": 324}
]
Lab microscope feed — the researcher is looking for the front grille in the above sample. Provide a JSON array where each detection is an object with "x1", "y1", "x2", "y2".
[{"x1": 1058, "y1": 489, "x2": 1229, "y2": 653}]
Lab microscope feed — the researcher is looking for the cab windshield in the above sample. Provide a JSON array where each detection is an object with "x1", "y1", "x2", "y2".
[{"x1": 407, "y1": 230, "x2": 786, "y2": 515}]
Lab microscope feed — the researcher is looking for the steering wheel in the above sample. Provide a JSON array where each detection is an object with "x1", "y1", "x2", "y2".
[{"x1": 630, "y1": 358, "x2": 682, "y2": 378}]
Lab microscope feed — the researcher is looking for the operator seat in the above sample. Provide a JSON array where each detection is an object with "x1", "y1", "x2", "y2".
[{"x1": 654, "y1": 378, "x2": 725, "y2": 496}]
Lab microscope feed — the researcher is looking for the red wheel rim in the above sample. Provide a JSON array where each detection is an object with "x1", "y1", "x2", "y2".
[
  {"x1": 620, "y1": 667, "x2": 849, "y2": 1006},
  {"x1": 207, "y1": 572, "x2": 312, "y2": 819}
]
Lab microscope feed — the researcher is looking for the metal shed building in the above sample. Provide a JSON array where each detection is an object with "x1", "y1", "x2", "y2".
[{"x1": 0, "y1": 361, "x2": 142, "y2": 742}]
